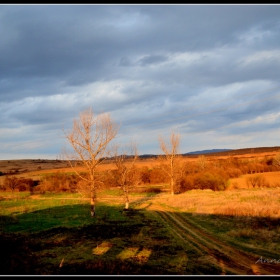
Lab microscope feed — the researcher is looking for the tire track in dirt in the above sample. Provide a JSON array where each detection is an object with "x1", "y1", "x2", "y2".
[
  {"x1": 172, "y1": 211, "x2": 280, "y2": 275},
  {"x1": 155, "y1": 210, "x2": 243, "y2": 275},
  {"x1": 152, "y1": 208, "x2": 279, "y2": 275}
]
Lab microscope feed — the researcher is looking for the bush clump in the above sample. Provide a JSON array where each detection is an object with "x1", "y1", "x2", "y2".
[{"x1": 178, "y1": 172, "x2": 228, "y2": 193}]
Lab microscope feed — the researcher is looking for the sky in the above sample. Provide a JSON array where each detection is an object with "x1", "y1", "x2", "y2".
[{"x1": 1, "y1": 4, "x2": 280, "y2": 160}]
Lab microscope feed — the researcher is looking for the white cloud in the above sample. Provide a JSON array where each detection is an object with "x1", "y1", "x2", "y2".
[
  {"x1": 239, "y1": 50, "x2": 280, "y2": 67},
  {"x1": 1, "y1": 5, "x2": 280, "y2": 159}
]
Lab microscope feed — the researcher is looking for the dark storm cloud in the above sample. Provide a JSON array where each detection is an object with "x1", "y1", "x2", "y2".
[
  {"x1": 138, "y1": 54, "x2": 168, "y2": 66},
  {"x1": 1, "y1": 5, "x2": 278, "y2": 90},
  {"x1": 1, "y1": 4, "x2": 280, "y2": 158}
]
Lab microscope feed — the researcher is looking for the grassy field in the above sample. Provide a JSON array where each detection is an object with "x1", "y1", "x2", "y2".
[
  {"x1": 228, "y1": 171, "x2": 280, "y2": 189},
  {"x1": 1, "y1": 147, "x2": 280, "y2": 275},
  {"x1": 1, "y1": 188, "x2": 280, "y2": 275},
  {"x1": 0, "y1": 146, "x2": 279, "y2": 179}
]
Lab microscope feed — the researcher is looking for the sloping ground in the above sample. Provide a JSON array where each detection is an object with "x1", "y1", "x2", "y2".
[
  {"x1": 1, "y1": 189, "x2": 280, "y2": 275},
  {"x1": 1, "y1": 145, "x2": 280, "y2": 175},
  {"x1": 0, "y1": 159, "x2": 70, "y2": 174},
  {"x1": 145, "y1": 203, "x2": 280, "y2": 275},
  {"x1": 194, "y1": 146, "x2": 280, "y2": 157},
  {"x1": 229, "y1": 171, "x2": 280, "y2": 189}
]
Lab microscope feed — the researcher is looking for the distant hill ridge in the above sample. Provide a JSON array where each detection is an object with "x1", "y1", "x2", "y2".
[
  {"x1": 185, "y1": 149, "x2": 232, "y2": 155},
  {"x1": 139, "y1": 146, "x2": 280, "y2": 159},
  {"x1": 139, "y1": 149, "x2": 232, "y2": 158}
]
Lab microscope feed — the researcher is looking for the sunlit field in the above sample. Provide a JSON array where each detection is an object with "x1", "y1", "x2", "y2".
[
  {"x1": 1, "y1": 187, "x2": 280, "y2": 275},
  {"x1": 1, "y1": 148, "x2": 280, "y2": 275},
  {"x1": 229, "y1": 171, "x2": 280, "y2": 190}
]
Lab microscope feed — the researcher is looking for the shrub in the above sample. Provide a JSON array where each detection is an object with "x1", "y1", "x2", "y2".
[
  {"x1": 246, "y1": 175, "x2": 269, "y2": 188},
  {"x1": 135, "y1": 187, "x2": 162, "y2": 194},
  {"x1": 17, "y1": 178, "x2": 36, "y2": 193},
  {"x1": 37, "y1": 172, "x2": 82, "y2": 193},
  {"x1": 139, "y1": 166, "x2": 151, "y2": 184},
  {"x1": 178, "y1": 172, "x2": 228, "y2": 192},
  {"x1": 149, "y1": 167, "x2": 169, "y2": 184},
  {"x1": 226, "y1": 167, "x2": 242, "y2": 178},
  {"x1": 178, "y1": 175, "x2": 195, "y2": 193},
  {"x1": 3, "y1": 176, "x2": 20, "y2": 193},
  {"x1": 102, "y1": 170, "x2": 119, "y2": 189},
  {"x1": 145, "y1": 187, "x2": 162, "y2": 193},
  {"x1": 193, "y1": 172, "x2": 227, "y2": 191},
  {"x1": 18, "y1": 185, "x2": 27, "y2": 192}
]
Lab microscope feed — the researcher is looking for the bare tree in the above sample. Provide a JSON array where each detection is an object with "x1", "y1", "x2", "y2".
[
  {"x1": 196, "y1": 155, "x2": 207, "y2": 171},
  {"x1": 4, "y1": 176, "x2": 20, "y2": 196},
  {"x1": 112, "y1": 142, "x2": 139, "y2": 210},
  {"x1": 158, "y1": 132, "x2": 182, "y2": 196},
  {"x1": 63, "y1": 107, "x2": 119, "y2": 217}
]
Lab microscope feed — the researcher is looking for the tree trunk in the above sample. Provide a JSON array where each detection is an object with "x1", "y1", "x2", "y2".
[
  {"x1": 125, "y1": 200, "x2": 129, "y2": 210},
  {"x1": 90, "y1": 197, "x2": 95, "y2": 217},
  {"x1": 124, "y1": 186, "x2": 129, "y2": 210},
  {"x1": 170, "y1": 177, "x2": 174, "y2": 195},
  {"x1": 90, "y1": 183, "x2": 96, "y2": 217}
]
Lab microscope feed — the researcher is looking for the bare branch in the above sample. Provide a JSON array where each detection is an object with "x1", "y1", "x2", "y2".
[
  {"x1": 112, "y1": 141, "x2": 139, "y2": 209},
  {"x1": 63, "y1": 107, "x2": 120, "y2": 217},
  {"x1": 158, "y1": 131, "x2": 182, "y2": 195}
]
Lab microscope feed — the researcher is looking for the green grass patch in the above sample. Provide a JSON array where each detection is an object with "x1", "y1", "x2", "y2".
[
  {"x1": 98, "y1": 189, "x2": 122, "y2": 196},
  {"x1": 184, "y1": 212, "x2": 280, "y2": 260},
  {"x1": 38, "y1": 192, "x2": 83, "y2": 199},
  {"x1": 2, "y1": 190, "x2": 279, "y2": 275},
  {"x1": 0, "y1": 191, "x2": 31, "y2": 199},
  {"x1": 0, "y1": 193, "x2": 225, "y2": 275}
]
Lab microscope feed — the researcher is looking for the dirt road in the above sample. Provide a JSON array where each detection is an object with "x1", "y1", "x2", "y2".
[{"x1": 149, "y1": 207, "x2": 279, "y2": 275}]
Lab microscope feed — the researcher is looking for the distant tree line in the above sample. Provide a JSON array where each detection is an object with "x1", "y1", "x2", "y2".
[
  {"x1": 1, "y1": 153, "x2": 280, "y2": 195},
  {"x1": 0, "y1": 176, "x2": 39, "y2": 194},
  {"x1": 1, "y1": 107, "x2": 280, "y2": 218}
]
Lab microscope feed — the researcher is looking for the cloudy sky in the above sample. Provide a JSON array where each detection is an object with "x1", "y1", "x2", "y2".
[{"x1": 1, "y1": 4, "x2": 280, "y2": 159}]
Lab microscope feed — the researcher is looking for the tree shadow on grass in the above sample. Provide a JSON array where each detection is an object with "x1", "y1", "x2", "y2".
[
  {"x1": 129, "y1": 192, "x2": 163, "y2": 208},
  {"x1": 0, "y1": 203, "x2": 162, "y2": 275},
  {"x1": 1, "y1": 203, "x2": 280, "y2": 275}
]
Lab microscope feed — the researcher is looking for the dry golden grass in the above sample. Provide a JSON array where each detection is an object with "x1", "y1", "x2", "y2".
[
  {"x1": 229, "y1": 172, "x2": 280, "y2": 190},
  {"x1": 0, "y1": 147, "x2": 278, "y2": 177},
  {"x1": 0, "y1": 147, "x2": 277, "y2": 177},
  {"x1": 1, "y1": 148, "x2": 280, "y2": 195},
  {"x1": 153, "y1": 188, "x2": 280, "y2": 218},
  {"x1": 0, "y1": 159, "x2": 69, "y2": 179}
]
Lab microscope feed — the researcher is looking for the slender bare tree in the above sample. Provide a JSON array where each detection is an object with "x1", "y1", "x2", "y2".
[
  {"x1": 4, "y1": 176, "x2": 20, "y2": 196},
  {"x1": 112, "y1": 142, "x2": 139, "y2": 210},
  {"x1": 158, "y1": 131, "x2": 181, "y2": 196},
  {"x1": 63, "y1": 107, "x2": 119, "y2": 217},
  {"x1": 196, "y1": 155, "x2": 207, "y2": 171}
]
